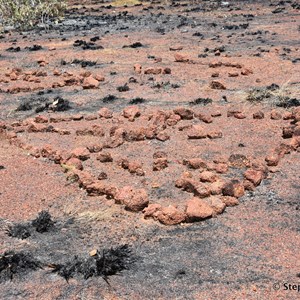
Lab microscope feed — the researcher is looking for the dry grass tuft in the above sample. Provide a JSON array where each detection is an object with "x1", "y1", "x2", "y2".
[
  {"x1": 246, "y1": 81, "x2": 300, "y2": 108},
  {"x1": 77, "y1": 207, "x2": 122, "y2": 222},
  {"x1": 111, "y1": 0, "x2": 141, "y2": 7}
]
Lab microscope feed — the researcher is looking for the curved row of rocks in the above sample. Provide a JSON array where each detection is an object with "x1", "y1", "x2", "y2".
[{"x1": 1, "y1": 106, "x2": 299, "y2": 225}]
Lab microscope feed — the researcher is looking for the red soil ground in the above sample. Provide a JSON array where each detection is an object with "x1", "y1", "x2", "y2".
[{"x1": 0, "y1": 0, "x2": 299, "y2": 299}]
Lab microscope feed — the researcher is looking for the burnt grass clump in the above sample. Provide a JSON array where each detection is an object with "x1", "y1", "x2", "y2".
[
  {"x1": 129, "y1": 97, "x2": 146, "y2": 104},
  {"x1": 51, "y1": 245, "x2": 134, "y2": 282},
  {"x1": 246, "y1": 88, "x2": 272, "y2": 103},
  {"x1": 117, "y1": 84, "x2": 130, "y2": 92},
  {"x1": 16, "y1": 96, "x2": 71, "y2": 113},
  {"x1": 71, "y1": 59, "x2": 97, "y2": 67},
  {"x1": 0, "y1": 251, "x2": 41, "y2": 282},
  {"x1": 6, "y1": 47, "x2": 21, "y2": 52},
  {"x1": 35, "y1": 97, "x2": 71, "y2": 113},
  {"x1": 73, "y1": 40, "x2": 103, "y2": 50},
  {"x1": 276, "y1": 97, "x2": 300, "y2": 108},
  {"x1": 122, "y1": 42, "x2": 143, "y2": 48},
  {"x1": 246, "y1": 84, "x2": 299, "y2": 107},
  {"x1": 189, "y1": 98, "x2": 213, "y2": 106},
  {"x1": 90, "y1": 36, "x2": 100, "y2": 42},
  {"x1": 6, "y1": 211, "x2": 55, "y2": 239},
  {"x1": 31, "y1": 211, "x2": 54, "y2": 233},
  {"x1": 25, "y1": 45, "x2": 43, "y2": 51},
  {"x1": 16, "y1": 98, "x2": 45, "y2": 111},
  {"x1": 102, "y1": 94, "x2": 117, "y2": 103},
  {"x1": 6, "y1": 223, "x2": 31, "y2": 240}
]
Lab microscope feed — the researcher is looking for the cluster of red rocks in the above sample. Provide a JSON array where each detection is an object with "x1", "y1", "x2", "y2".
[
  {"x1": 1, "y1": 105, "x2": 299, "y2": 226},
  {"x1": 209, "y1": 61, "x2": 253, "y2": 77},
  {"x1": 265, "y1": 107, "x2": 300, "y2": 167},
  {"x1": 134, "y1": 64, "x2": 171, "y2": 75},
  {"x1": 143, "y1": 195, "x2": 235, "y2": 225},
  {"x1": 209, "y1": 61, "x2": 253, "y2": 88},
  {"x1": 0, "y1": 67, "x2": 105, "y2": 93}
]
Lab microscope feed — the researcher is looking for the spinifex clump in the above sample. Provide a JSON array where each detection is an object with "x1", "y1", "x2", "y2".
[
  {"x1": 51, "y1": 245, "x2": 135, "y2": 282},
  {"x1": 6, "y1": 223, "x2": 31, "y2": 240},
  {"x1": 0, "y1": 251, "x2": 41, "y2": 282},
  {"x1": 32, "y1": 211, "x2": 55, "y2": 233}
]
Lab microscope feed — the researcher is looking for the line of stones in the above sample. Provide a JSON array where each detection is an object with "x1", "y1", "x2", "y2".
[{"x1": 0, "y1": 106, "x2": 299, "y2": 225}]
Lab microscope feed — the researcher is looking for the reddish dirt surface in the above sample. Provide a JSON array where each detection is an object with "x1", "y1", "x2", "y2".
[{"x1": 0, "y1": 0, "x2": 300, "y2": 299}]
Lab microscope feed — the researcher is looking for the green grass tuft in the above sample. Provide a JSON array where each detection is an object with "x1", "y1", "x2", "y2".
[{"x1": 0, "y1": 0, "x2": 67, "y2": 30}]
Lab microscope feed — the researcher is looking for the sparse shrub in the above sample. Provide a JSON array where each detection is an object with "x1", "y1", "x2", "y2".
[
  {"x1": 0, "y1": 0, "x2": 67, "y2": 29},
  {"x1": 246, "y1": 87, "x2": 273, "y2": 103},
  {"x1": 246, "y1": 83, "x2": 300, "y2": 107}
]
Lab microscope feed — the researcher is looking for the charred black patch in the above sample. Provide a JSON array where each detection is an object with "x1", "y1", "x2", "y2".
[
  {"x1": 192, "y1": 32, "x2": 204, "y2": 38},
  {"x1": 102, "y1": 95, "x2": 117, "y2": 103},
  {"x1": 73, "y1": 39, "x2": 86, "y2": 47},
  {"x1": 123, "y1": 42, "x2": 143, "y2": 48},
  {"x1": 73, "y1": 39, "x2": 103, "y2": 50},
  {"x1": 276, "y1": 98, "x2": 300, "y2": 108},
  {"x1": 266, "y1": 83, "x2": 279, "y2": 91},
  {"x1": 155, "y1": 27, "x2": 165, "y2": 34},
  {"x1": 95, "y1": 245, "x2": 133, "y2": 278},
  {"x1": 6, "y1": 47, "x2": 21, "y2": 52},
  {"x1": 16, "y1": 96, "x2": 71, "y2": 114},
  {"x1": 35, "y1": 97, "x2": 71, "y2": 113},
  {"x1": 223, "y1": 23, "x2": 249, "y2": 30},
  {"x1": 6, "y1": 224, "x2": 31, "y2": 240},
  {"x1": 117, "y1": 84, "x2": 130, "y2": 92},
  {"x1": 51, "y1": 245, "x2": 134, "y2": 282},
  {"x1": 35, "y1": 104, "x2": 51, "y2": 113},
  {"x1": 129, "y1": 97, "x2": 146, "y2": 104},
  {"x1": 6, "y1": 211, "x2": 56, "y2": 239},
  {"x1": 189, "y1": 98, "x2": 212, "y2": 106},
  {"x1": 0, "y1": 251, "x2": 41, "y2": 282},
  {"x1": 90, "y1": 36, "x2": 100, "y2": 42},
  {"x1": 44, "y1": 97, "x2": 66, "y2": 112},
  {"x1": 0, "y1": 165, "x2": 4, "y2": 170},
  {"x1": 61, "y1": 59, "x2": 98, "y2": 67},
  {"x1": 292, "y1": 2, "x2": 300, "y2": 9},
  {"x1": 171, "y1": 83, "x2": 180, "y2": 88},
  {"x1": 71, "y1": 59, "x2": 97, "y2": 67},
  {"x1": 98, "y1": 172, "x2": 108, "y2": 180},
  {"x1": 37, "y1": 90, "x2": 53, "y2": 96},
  {"x1": 16, "y1": 102, "x2": 32, "y2": 111},
  {"x1": 272, "y1": 7, "x2": 285, "y2": 14},
  {"x1": 51, "y1": 256, "x2": 88, "y2": 282},
  {"x1": 25, "y1": 44, "x2": 43, "y2": 51},
  {"x1": 129, "y1": 77, "x2": 137, "y2": 83},
  {"x1": 32, "y1": 211, "x2": 54, "y2": 233},
  {"x1": 16, "y1": 97, "x2": 48, "y2": 112},
  {"x1": 152, "y1": 82, "x2": 180, "y2": 89},
  {"x1": 174, "y1": 269, "x2": 187, "y2": 279}
]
